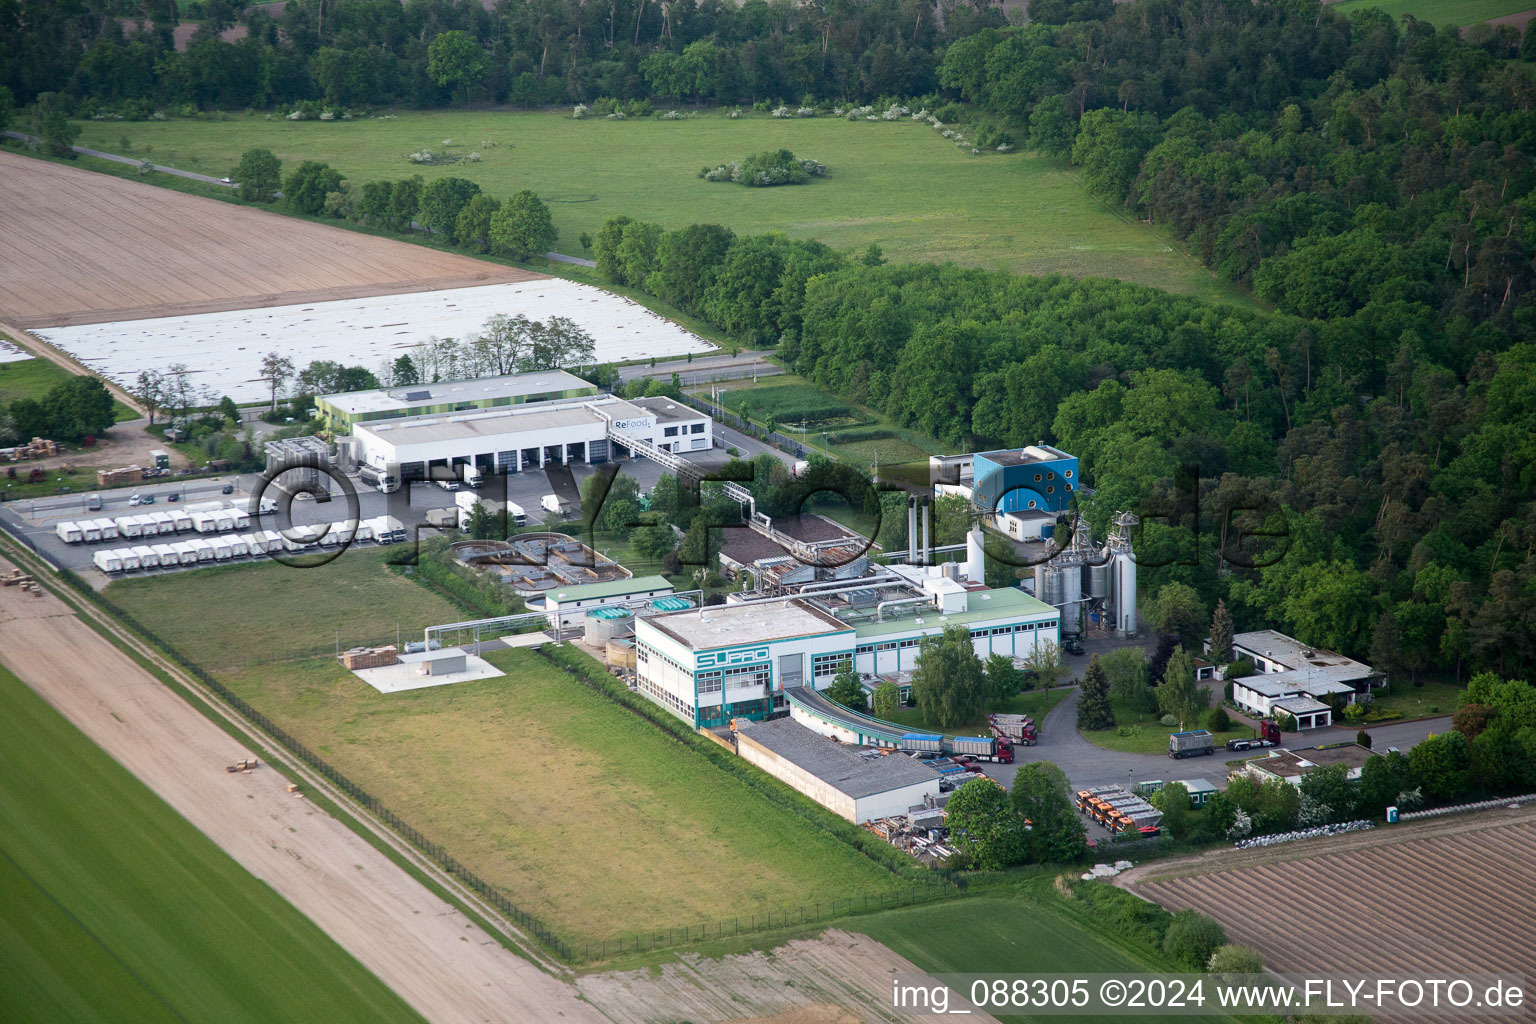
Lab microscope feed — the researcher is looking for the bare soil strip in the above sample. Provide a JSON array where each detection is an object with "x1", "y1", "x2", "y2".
[{"x1": 0, "y1": 150, "x2": 542, "y2": 328}]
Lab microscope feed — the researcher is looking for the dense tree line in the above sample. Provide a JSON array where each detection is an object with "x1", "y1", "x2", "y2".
[
  {"x1": 2, "y1": 0, "x2": 1005, "y2": 114},
  {"x1": 0, "y1": 376, "x2": 117, "y2": 446}
]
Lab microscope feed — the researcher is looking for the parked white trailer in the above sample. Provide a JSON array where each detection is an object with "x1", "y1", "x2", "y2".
[
  {"x1": 208, "y1": 536, "x2": 232, "y2": 560},
  {"x1": 168, "y1": 509, "x2": 193, "y2": 532},
  {"x1": 150, "y1": 511, "x2": 177, "y2": 534},
  {"x1": 173, "y1": 541, "x2": 201, "y2": 565},
  {"x1": 213, "y1": 510, "x2": 238, "y2": 532},
  {"x1": 353, "y1": 520, "x2": 374, "y2": 543},
  {"x1": 55, "y1": 521, "x2": 84, "y2": 543},
  {"x1": 185, "y1": 500, "x2": 224, "y2": 514},
  {"x1": 191, "y1": 511, "x2": 220, "y2": 533},
  {"x1": 262, "y1": 529, "x2": 284, "y2": 552},
  {"x1": 118, "y1": 548, "x2": 142, "y2": 571},
  {"x1": 91, "y1": 518, "x2": 118, "y2": 541},
  {"x1": 134, "y1": 514, "x2": 159, "y2": 538},
  {"x1": 282, "y1": 525, "x2": 322, "y2": 552},
  {"x1": 93, "y1": 549, "x2": 123, "y2": 573},
  {"x1": 242, "y1": 532, "x2": 266, "y2": 555},
  {"x1": 230, "y1": 508, "x2": 251, "y2": 530},
  {"x1": 187, "y1": 538, "x2": 215, "y2": 562},
  {"x1": 152, "y1": 543, "x2": 180, "y2": 566},
  {"x1": 132, "y1": 544, "x2": 160, "y2": 569},
  {"x1": 80, "y1": 520, "x2": 102, "y2": 542},
  {"x1": 227, "y1": 535, "x2": 250, "y2": 557},
  {"x1": 114, "y1": 516, "x2": 142, "y2": 539}
]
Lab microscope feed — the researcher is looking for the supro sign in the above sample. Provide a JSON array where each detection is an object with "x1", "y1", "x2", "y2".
[{"x1": 696, "y1": 646, "x2": 770, "y2": 669}]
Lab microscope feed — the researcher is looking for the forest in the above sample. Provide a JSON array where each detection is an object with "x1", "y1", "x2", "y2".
[{"x1": 7, "y1": 0, "x2": 1535, "y2": 684}]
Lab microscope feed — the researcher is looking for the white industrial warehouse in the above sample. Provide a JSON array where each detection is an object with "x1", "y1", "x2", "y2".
[{"x1": 35, "y1": 279, "x2": 715, "y2": 402}]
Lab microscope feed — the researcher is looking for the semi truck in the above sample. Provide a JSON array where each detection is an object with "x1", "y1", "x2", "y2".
[
  {"x1": 541, "y1": 494, "x2": 564, "y2": 516},
  {"x1": 1169, "y1": 729, "x2": 1216, "y2": 759},
  {"x1": 459, "y1": 464, "x2": 483, "y2": 488},
  {"x1": 949, "y1": 735, "x2": 1014, "y2": 764},
  {"x1": 358, "y1": 463, "x2": 400, "y2": 493},
  {"x1": 1225, "y1": 721, "x2": 1283, "y2": 751},
  {"x1": 988, "y1": 713, "x2": 1038, "y2": 746}
]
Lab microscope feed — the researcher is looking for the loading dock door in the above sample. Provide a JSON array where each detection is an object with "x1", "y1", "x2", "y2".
[{"x1": 587, "y1": 439, "x2": 609, "y2": 463}]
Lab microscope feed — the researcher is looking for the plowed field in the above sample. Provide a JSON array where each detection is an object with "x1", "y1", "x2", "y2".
[
  {"x1": 0, "y1": 150, "x2": 541, "y2": 328},
  {"x1": 1125, "y1": 807, "x2": 1536, "y2": 1016}
]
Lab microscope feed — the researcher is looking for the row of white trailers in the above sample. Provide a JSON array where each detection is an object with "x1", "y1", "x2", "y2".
[
  {"x1": 55, "y1": 507, "x2": 250, "y2": 544},
  {"x1": 90, "y1": 516, "x2": 408, "y2": 574}
]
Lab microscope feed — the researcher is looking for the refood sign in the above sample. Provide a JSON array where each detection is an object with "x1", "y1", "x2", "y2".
[{"x1": 697, "y1": 646, "x2": 769, "y2": 669}]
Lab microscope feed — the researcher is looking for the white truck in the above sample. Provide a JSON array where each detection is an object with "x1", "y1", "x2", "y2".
[
  {"x1": 55, "y1": 521, "x2": 83, "y2": 543},
  {"x1": 541, "y1": 494, "x2": 563, "y2": 516},
  {"x1": 460, "y1": 464, "x2": 484, "y2": 488},
  {"x1": 507, "y1": 500, "x2": 527, "y2": 527}
]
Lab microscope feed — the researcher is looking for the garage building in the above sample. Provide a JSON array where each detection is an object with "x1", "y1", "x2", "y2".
[{"x1": 733, "y1": 717, "x2": 942, "y2": 823}]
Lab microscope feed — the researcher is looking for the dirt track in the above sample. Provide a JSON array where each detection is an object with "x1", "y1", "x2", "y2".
[
  {"x1": 0, "y1": 149, "x2": 542, "y2": 328},
  {"x1": 0, "y1": 558, "x2": 979, "y2": 1023},
  {"x1": 0, "y1": 566, "x2": 603, "y2": 1024}
]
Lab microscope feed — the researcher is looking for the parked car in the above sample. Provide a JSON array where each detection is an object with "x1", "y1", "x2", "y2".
[
  {"x1": 166, "y1": 492, "x2": 180, "y2": 502},
  {"x1": 220, "y1": 483, "x2": 234, "y2": 494},
  {"x1": 140, "y1": 494, "x2": 155, "y2": 504},
  {"x1": 128, "y1": 493, "x2": 144, "y2": 506}
]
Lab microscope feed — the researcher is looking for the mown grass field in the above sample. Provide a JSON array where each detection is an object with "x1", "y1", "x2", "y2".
[
  {"x1": 1080, "y1": 695, "x2": 1251, "y2": 755},
  {"x1": 104, "y1": 546, "x2": 465, "y2": 668},
  {"x1": 75, "y1": 111, "x2": 1243, "y2": 302},
  {"x1": 857, "y1": 893, "x2": 1250, "y2": 1024},
  {"x1": 0, "y1": 666, "x2": 425, "y2": 1024},
  {"x1": 0, "y1": 353, "x2": 138, "y2": 421},
  {"x1": 1368, "y1": 678, "x2": 1468, "y2": 719},
  {"x1": 210, "y1": 649, "x2": 904, "y2": 947},
  {"x1": 1334, "y1": 0, "x2": 1533, "y2": 26}
]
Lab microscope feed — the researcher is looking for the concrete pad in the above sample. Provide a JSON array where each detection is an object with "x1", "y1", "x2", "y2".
[{"x1": 351, "y1": 648, "x2": 504, "y2": 694}]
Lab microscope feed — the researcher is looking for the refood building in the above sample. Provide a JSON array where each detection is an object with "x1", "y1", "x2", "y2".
[{"x1": 634, "y1": 585, "x2": 1060, "y2": 728}]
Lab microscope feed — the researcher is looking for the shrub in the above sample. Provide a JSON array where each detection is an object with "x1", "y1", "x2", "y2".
[
  {"x1": 1206, "y1": 706, "x2": 1231, "y2": 732},
  {"x1": 1163, "y1": 910, "x2": 1225, "y2": 968},
  {"x1": 1207, "y1": 944, "x2": 1264, "y2": 974},
  {"x1": 1159, "y1": 713, "x2": 1176, "y2": 726},
  {"x1": 699, "y1": 148, "x2": 827, "y2": 187}
]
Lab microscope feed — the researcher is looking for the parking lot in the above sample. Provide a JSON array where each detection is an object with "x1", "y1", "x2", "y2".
[{"x1": 0, "y1": 455, "x2": 684, "y2": 579}]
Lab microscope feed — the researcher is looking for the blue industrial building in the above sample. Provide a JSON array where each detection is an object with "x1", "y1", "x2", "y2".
[{"x1": 970, "y1": 445, "x2": 1080, "y2": 515}]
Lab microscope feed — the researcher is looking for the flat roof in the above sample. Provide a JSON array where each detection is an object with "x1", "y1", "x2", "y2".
[
  {"x1": 1236, "y1": 669, "x2": 1361, "y2": 697},
  {"x1": 629, "y1": 396, "x2": 703, "y2": 423},
  {"x1": 1178, "y1": 778, "x2": 1217, "y2": 794},
  {"x1": 548, "y1": 574, "x2": 672, "y2": 604},
  {"x1": 644, "y1": 598, "x2": 851, "y2": 651},
  {"x1": 852, "y1": 586, "x2": 1056, "y2": 639},
  {"x1": 735, "y1": 717, "x2": 941, "y2": 798},
  {"x1": 355, "y1": 396, "x2": 650, "y2": 447},
  {"x1": 1272, "y1": 695, "x2": 1333, "y2": 715},
  {"x1": 319, "y1": 369, "x2": 594, "y2": 416},
  {"x1": 974, "y1": 445, "x2": 1073, "y2": 468},
  {"x1": 1231, "y1": 629, "x2": 1372, "y2": 675},
  {"x1": 718, "y1": 514, "x2": 866, "y2": 567},
  {"x1": 1251, "y1": 744, "x2": 1373, "y2": 778}
]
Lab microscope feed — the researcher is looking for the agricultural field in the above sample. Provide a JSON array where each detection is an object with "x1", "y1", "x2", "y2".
[
  {"x1": 1334, "y1": 0, "x2": 1534, "y2": 27},
  {"x1": 104, "y1": 546, "x2": 465, "y2": 668},
  {"x1": 73, "y1": 111, "x2": 1245, "y2": 303},
  {"x1": 0, "y1": 148, "x2": 535, "y2": 329},
  {"x1": 0, "y1": 665, "x2": 426, "y2": 1024},
  {"x1": 1128, "y1": 806, "x2": 1536, "y2": 999},
  {"x1": 885, "y1": 687, "x2": 1073, "y2": 735},
  {"x1": 210, "y1": 649, "x2": 905, "y2": 948}
]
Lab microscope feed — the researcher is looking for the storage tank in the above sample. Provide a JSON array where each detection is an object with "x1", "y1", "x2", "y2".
[
  {"x1": 606, "y1": 637, "x2": 637, "y2": 670},
  {"x1": 1115, "y1": 550, "x2": 1137, "y2": 636},
  {"x1": 584, "y1": 606, "x2": 632, "y2": 645},
  {"x1": 1034, "y1": 565, "x2": 1064, "y2": 606},
  {"x1": 1088, "y1": 561, "x2": 1112, "y2": 598},
  {"x1": 1059, "y1": 561, "x2": 1082, "y2": 609}
]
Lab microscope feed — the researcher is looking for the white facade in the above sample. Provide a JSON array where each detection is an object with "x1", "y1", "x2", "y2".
[
  {"x1": 350, "y1": 394, "x2": 711, "y2": 483},
  {"x1": 735, "y1": 723, "x2": 940, "y2": 823}
]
